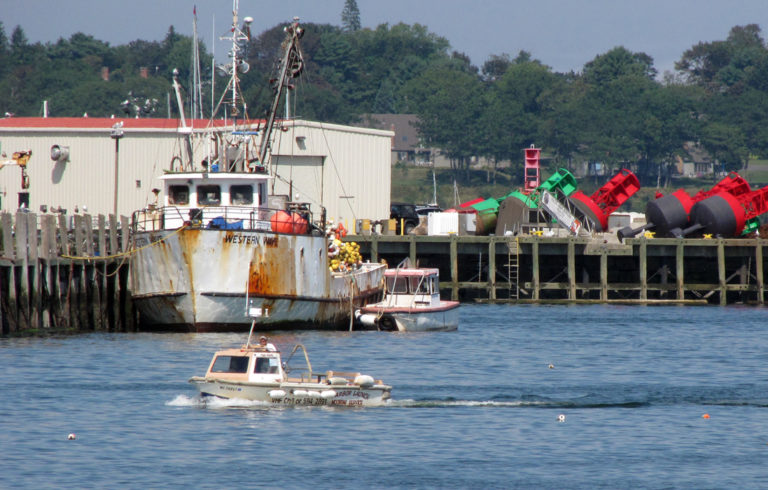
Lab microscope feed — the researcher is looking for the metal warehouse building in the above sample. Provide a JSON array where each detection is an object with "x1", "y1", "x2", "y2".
[{"x1": 0, "y1": 117, "x2": 392, "y2": 224}]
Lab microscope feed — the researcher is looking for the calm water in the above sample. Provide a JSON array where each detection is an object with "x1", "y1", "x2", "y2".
[{"x1": 2, "y1": 304, "x2": 767, "y2": 489}]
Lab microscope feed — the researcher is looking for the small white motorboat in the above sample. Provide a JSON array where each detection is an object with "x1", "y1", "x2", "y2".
[
  {"x1": 189, "y1": 323, "x2": 391, "y2": 407},
  {"x1": 355, "y1": 265, "x2": 460, "y2": 332}
]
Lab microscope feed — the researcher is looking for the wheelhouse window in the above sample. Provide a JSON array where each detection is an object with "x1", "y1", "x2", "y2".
[
  {"x1": 168, "y1": 185, "x2": 189, "y2": 205},
  {"x1": 388, "y1": 277, "x2": 409, "y2": 294},
  {"x1": 230, "y1": 185, "x2": 253, "y2": 205},
  {"x1": 411, "y1": 276, "x2": 430, "y2": 294},
  {"x1": 211, "y1": 355, "x2": 249, "y2": 373},
  {"x1": 254, "y1": 357, "x2": 279, "y2": 374},
  {"x1": 197, "y1": 185, "x2": 221, "y2": 206}
]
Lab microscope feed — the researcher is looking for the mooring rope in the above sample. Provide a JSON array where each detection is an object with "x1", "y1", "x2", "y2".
[{"x1": 60, "y1": 224, "x2": 189, "y2": 261}]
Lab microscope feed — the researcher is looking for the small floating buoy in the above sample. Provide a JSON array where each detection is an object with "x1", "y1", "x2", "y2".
[
  {"x1": 557, "y1": 414, "x2": 566, "y2": 422},
  {"x1": 548, "y1": 363, "x2": 554, "y2": 369},
  {"x1": 67, "y1": 433, "x2": 76, "y2": 440},
  {"x1": 702, "y1": 413, "x2": 710, "y2": 419}
]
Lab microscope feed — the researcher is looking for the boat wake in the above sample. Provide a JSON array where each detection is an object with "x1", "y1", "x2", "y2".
[
  {"x1": 388, "y1": 398, "x2": 648, "y2": 409},
  {"x1": 168, "y1": 391, "x2": 768, "y2": 411},
  {"x1": 166, "y1": 394, "x2": 272, "y2": 409}
]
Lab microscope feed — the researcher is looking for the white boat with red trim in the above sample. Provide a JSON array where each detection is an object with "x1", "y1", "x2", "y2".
[{"x1": 355, "y1": 265, "x2": 459, "y2": 332}]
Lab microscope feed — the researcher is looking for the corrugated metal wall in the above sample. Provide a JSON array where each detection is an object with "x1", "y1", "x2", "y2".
[
  {"x1": 0, "y1": 129, "x2": 173, "y2": 215},
  {"x1": 271, "y1": 120, "x2": 392, "y2": 226},
  {"x1": 0, "y1": 120, "x2": 392, "y2": 222}
]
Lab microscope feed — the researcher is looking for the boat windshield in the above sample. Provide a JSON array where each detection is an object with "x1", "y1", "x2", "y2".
[
  {"x1": 388, "y1": 277, "x2": 408, "y2": 293},
  {"x1": 411, "y1": 276, "x2": 430, "y2": 294},
  {"x1": 387, "y1": 275, "x2": 432, "y2": 294},
  {"x1": 254, "y1": 356, "x2": 279, "y2": 374},
  {"x1": 211, "y1": 355, "x2": 249, "y2": 373}
]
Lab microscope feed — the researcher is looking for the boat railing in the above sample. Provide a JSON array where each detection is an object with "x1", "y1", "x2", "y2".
[
  {"x1": 131, "y1": 205, "x2": 314, "y2": 234},
  {"x1": 283, "y1": 344, "x2": 313, "y2": 382}
]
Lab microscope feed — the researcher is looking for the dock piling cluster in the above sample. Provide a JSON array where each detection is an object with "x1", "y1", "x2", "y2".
[{"x1": 0, "y1": 211, "x2": 133, "y2": 334}]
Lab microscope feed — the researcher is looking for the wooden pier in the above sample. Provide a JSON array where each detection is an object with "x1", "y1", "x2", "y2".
[
  {"x1": 0, "y1": 211, "x2": 134, "y2": 335},
  {"x1": 348, "y1": 234, "x2": 767, "y2": 305}
]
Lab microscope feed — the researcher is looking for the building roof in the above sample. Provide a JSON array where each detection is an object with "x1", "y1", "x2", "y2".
[
  {"x1": 360, "y1": 114, "x2": 423, "y2": 152},
  {"x1": 0, "y1": 117, "x2": 242, "y2": 133},
  {"x1": 0, "y1": 116, "x2": 395, "y2": 137}
]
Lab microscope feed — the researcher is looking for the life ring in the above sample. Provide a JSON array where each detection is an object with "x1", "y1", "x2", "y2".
[{"x1": 328, "y1": 241, "x2": 340, "y2": 257}]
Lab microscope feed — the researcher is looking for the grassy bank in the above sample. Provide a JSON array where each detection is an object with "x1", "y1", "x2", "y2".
[{"x1": 389, "y1": 165, "x2": 755, "y2": 214}]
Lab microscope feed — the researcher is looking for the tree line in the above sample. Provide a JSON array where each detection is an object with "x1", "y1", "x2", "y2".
[{"x1": 1, "y1": 14, "x2": 768, "y2": 187}]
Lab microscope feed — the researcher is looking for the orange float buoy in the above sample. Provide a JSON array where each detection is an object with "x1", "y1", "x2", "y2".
[
  {"x1": 291, "y1": 212, "x2": 308, "y2": 234},
  {"x1": 702, "y1": 413, "x2": 710, "y2": 419},
  {"x1": 270, "y1": 210, "x2": 293, "y2": 233}
]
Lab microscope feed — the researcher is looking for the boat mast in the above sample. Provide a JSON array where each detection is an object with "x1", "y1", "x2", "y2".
[
  {"x1": 191, "y1": 6, "x2": 203, "y2": 121},
  {"x1": 213, "y1": 0, "x2": 252, "y2": 120},
  {"x1": 258, "y1": 18, "x2": 305, "y2": 169}
]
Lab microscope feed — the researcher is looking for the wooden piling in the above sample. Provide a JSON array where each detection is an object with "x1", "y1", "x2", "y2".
[
  {"x1": 0, "y1": 211, "x2": 134, "y2": 335},
  {"x1": 639, "y1": 239, "x2": 648, "y2": 301},
  {"x1": 756, "y1": 239, "x2": 764, "y2": 305},
  {"x1": 450, "y1": 235, "x2": 458, "y2": 301},
  {"x1": 488, "y1": 238, "x2": 497, "y2": 301},
  {"x1": 567, "y1": 238, "x2": 576, "y2": 300},
  {"x1": 718, "y1": 239, "x2": 726, "y2": 306},
  {"x1": 532, "y1": 239, "x2": 540, "y2": 301}
]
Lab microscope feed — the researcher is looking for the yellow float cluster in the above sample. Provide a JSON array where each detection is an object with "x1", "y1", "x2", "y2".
[{"x1": 329, "y1": 240, "x2": 362, "y2": 272}]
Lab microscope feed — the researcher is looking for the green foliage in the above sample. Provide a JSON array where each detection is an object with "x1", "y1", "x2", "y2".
[
  {"x1": 402, "y1": 59, "x2": 485, "y2": 169},
  {"x1": 341, "y1": 0, "x2": 361, "y2": 32},
  {"x1": 1, "y1": 18, "x2": 768, "y2": 191}
]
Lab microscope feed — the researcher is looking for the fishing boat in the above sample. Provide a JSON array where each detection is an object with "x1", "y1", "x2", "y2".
[
  {"x1": 129, "y1": 9, "x2": 385, "y2": 331},
  {"x1": 189, "y1": 318, "x2": 392, "y2": 407},
  {"x1": 355, "y1": 263, "x2": 460, "y2": 332}
]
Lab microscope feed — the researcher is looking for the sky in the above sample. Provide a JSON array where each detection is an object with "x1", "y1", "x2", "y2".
[{"x1": 4, "y1": 0, "x2": 768, "y2": 75}]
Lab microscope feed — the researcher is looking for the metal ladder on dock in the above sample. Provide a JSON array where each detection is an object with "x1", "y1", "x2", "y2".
[{"x1": 507, "y1": 237, "x2": 520, "y2": 300}]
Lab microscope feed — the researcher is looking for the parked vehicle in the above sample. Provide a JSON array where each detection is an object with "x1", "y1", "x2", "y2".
[
  {"x1": 390, "y1": 202, "x2": 420, "y2": 234},
  {"x1": 415, "y1": 204, "x2": 442, "y2": 217}
]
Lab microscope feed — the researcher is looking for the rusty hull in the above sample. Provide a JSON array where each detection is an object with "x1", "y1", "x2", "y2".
[{"x1": 130, "y1": 228, "x2": 385, "y2": 330}]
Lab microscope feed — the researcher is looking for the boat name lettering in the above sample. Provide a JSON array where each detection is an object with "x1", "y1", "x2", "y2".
[
  {"x1": 334, "y1": 390, "x2": 369, "y2": 400},
  {"x1": 331, "y1": 399, "x2": 363, "y2": 406},
  {"x1": 277, "y1": 397, "x2": 327, "y2": 406},
  {"x1": 223, "y1": 234, "x2": 279, "y2": 246}
]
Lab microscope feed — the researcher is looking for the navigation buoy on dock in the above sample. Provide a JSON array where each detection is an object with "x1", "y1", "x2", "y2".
[
  {"x1": 617, "y1": 172, "x2": 751, "y2": 240},
  {"x1": 568, "y1": 168, "x2": 640, "y2": 232}
]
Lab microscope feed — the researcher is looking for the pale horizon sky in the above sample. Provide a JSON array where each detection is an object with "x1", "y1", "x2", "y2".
[{"x1": 4, "y1": 0, "x2": 768, "y2": 75}]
